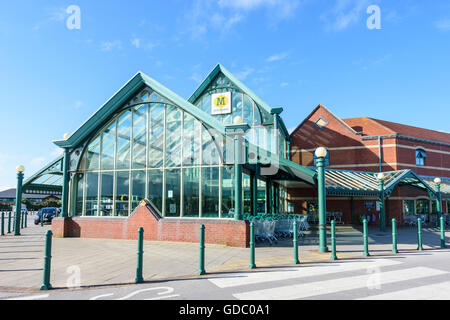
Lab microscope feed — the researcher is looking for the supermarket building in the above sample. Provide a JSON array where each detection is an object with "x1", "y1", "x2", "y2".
[{"x1": 21, "y1": 64, "x2": 450, "y2": 247}]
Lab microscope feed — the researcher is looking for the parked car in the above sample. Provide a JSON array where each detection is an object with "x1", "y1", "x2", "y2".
[{"x1": 34, "y1": 208, "x2": 59, "y2": 225}]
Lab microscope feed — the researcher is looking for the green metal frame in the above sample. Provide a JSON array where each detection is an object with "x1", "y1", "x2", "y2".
[{"x1": 22, "y1": 156, "x2": 64, "y2": 194}]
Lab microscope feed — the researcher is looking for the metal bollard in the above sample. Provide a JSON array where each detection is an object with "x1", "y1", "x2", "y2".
[
  {"x1": 363, "y1": 219, "x2": 370, "y2": 257},
  {"x1": 1, "y1": 212, "x2": 4, "y2": 236},
  {"x1": 8, "y1": 212, "x2": 11, "y2": 234},
  {"x1": 40, "y1": 230, "x2": 53, "y2": 290},
  {"x1": 392, "y1": 219, "x2": 398, "y2": 254},
  {"x1": 330, "y1": 220, "x2": 338, "y2": 260},
  {"x1": 24, "y1": 212, "x2": 27, "y2": 228},
  {"x1": 440, "y1": 217, "x2": 446, "y2": 249},
  {"x1": 249, "y1": 222, "x2": 256, "y2": 269},
  {"x1": 293, "y1": 220, "x2": 300, "y2": 264},
  {"x1": 135, "y1": 227, "x2": 144, "y2": 283},
  {"x1": 21, "y1": 213, "x2": 24, "y2": 229},
  {"x1": 199, "y1": 225, "x2": 206, "y2": 275},
  {"x1": 41, "y1": 212, "x2": 44, "y2": 227},
  {"x1": 417, "y1": 218, "x2": 423, "y2": 251}
]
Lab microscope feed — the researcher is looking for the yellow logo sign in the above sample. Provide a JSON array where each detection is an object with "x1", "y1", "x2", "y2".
[{"x1": 213, "y1": 95, "x2": 229, "y2": 109}]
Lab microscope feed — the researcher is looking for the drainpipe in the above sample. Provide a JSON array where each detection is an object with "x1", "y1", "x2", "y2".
[{"x1": 378, "y1": 136, "x2": 382, "y2": 173}]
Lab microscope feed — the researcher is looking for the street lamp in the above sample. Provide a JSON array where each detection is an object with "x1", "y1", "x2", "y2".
[
  {"x1": 377, "y1": 172, "x2": 387, "y2": 232},
  {"x1": 434, "y1": 178, "x2": 442, "y2": 226},
  {"x1": 14, "y1": 165, "x2": 25, "y2": 236},
  {"x1": 315, "y1": 147, "x2": 329, "y2": 253}
]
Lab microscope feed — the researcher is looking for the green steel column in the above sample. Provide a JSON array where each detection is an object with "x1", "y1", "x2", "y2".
[
  {"x1": 135, "y1": 227, "x2": 144, "y2": 283},
  {"x1": 378, "y1": 179, "x2": 386, "y2": 233},
  {"x1": 386, "y1": 198, "x2": 390, "y2": 227},
  {"x1": 440, "y1": 216, "x2": 446, "y2": 248},
  {"x1": 234, "y1": 137, "x2": 243, "y2": 221},
  {"x1": 392, "y1": 218, "x2": 398, "y2": 253},
  {"x1": 266, "y1": 181, "x2": 272, "y2": 214},
  {"x1": 251, "y1": 173, "x2": 257, "y2": 216},
  {"x1": 436, "y1": 183, "x2": 442, "y2": 226},
  {"x1": 293, "y1": 220, "x2": 300, "y2": 264},
  {"x1": 317, "y1": 157, "x2": 328, "y2": 253},
  {"x1": 61, "y1": 148, "x2": 70, "y2": 218},
  {"x1": 1, "y1": 212, "x2": 4, "y2": 236},
  {"x1": 330, "y1": 220, "x2": 338, "y2": 260},
  {"x1": 40, "y1": 230, "x2": 53, "y2": 290},
  {"x1": 14, "y1": 172, "x2": 24, "y2": 236},
  {"x1": 363, "y1": 219, "x2": 370, "y2": 257},
  {"x1": 249, "y1": 222, "x2": 256, "y2": 269},
  {"x1": 199, "y1": 225, "x2": 206, "y2": 275},
  {"x1": 7, "y1": 212, "x2": 11, "y2": 233},
  {"x1": 417, "y1": 218, "x2": 423, "y2": 251}
]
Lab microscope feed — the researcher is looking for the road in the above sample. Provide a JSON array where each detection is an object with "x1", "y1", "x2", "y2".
[{"x1": 2, "y1": 248, "x2": 450, "y2": 300}]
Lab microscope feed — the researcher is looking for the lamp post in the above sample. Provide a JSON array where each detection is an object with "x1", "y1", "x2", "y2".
[
  {"x1": 377, "y1": 172, "x2": 387, "y2": 233},
  {"x1": 14, "y1": 165, "x2": 25, "y2": 236},
  {"x1": 315, "y1": 147, "x2": 329, "y2": 253},
  {"x1": 434, "y1": 178, "x2": 442, "y2": 225}
]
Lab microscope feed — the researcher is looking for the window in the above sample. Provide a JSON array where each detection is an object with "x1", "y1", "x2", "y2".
[
  {"x1": 314, "y1": 117, "x2": 328, "y2": 130},
  {"x1": 416, "y1": 199, "x2": 430, "y2": 215},
  {"x1": 416, "y1": 149, "x2": 426, "y2": 166},
  {"x1": 403, "y1": 200, "x2": 415, "y2": 216}
]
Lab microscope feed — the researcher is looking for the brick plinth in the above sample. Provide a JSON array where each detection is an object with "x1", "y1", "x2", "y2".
[{"x1": 52, "y1": 205, "x2": 250, "y2": 247}]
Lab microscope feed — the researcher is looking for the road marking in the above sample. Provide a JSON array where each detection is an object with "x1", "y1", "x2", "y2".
[
  {"x1": 89, "y1": 293, "x2": 114, "y2": 300},
  {"x1": 209, "y1": 259, "x2": 401, "y2": 288},
  {"x1": 359, "y1": 281, "x2": 450, "y2": 300},
  {"x1": 233, "y1": 267, "x2": 447, "y2": 300},
  {"x1": 116, "y1": 287, "x2": 175, "y2": 300},
  {"x1": 7, "y1": 294, "x2": 50, "y2": 300}
]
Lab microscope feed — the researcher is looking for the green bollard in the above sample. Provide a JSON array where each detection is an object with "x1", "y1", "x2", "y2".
[
  {"x1": 363, "y1": 219, "x2": 370, "y2": 257},
  {"x1": 440, "y1": 217, "x2": 446, "y2": 249},
  {"x1": 1, "y1": 212, "x2": 4, "y2": 236},
  {"x1": 8, "y1": 212, "x2": 11, "y2": 234},
  {"x1": 41, "y1": 212, "x2": 44, "y2": 227},
  {"x1": 21, "y1": 213, "x2": 24, "y2": 229},
  {"x1": 135, "y1": 227, "x2": 144, "y2": 283},
  {"x1": 199, "y1": 225, "x2": 206, "y2": 275},
  {"x1": 40, "y1": 230, "x2": 53, "y2": 290},
  {"x1": 24, "y1": 212, "x2": 27, "y2": 228},
  {"x1": 417, "y1": 218, "x2": 423, "y2": 251},
  {"x1": 330, "y1": 220, "x2": 338, "y2": 260},
  {"x1": 392, "y1": 219, "x2": 398, "y2": 254},
  {"x1": 249, "y1": 222, "x2": 256, "y2": 269},
  {"x1": 293, "y1": 221, "x2": 300, "y2": 264}
]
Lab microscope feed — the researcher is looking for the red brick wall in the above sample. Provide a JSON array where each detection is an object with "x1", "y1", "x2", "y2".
[{"x1": 52, "y1": 205, "x2": 250, "y2": 247}]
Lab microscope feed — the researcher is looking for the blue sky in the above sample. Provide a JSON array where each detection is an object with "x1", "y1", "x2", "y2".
[{"x1": 0, "y1": 0, "x2": 449, "y2": 189}]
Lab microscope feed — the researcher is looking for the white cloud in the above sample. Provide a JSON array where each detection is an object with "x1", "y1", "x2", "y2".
[
  {"x1": 75, "y1": 100, "x2": 84, "y2": 109},
  {"x1": 31, "y1": 157, "x2": 46, "y2": 166},
  {"x1": 435, "y1": 19, "x2": 450, "y2": 31},
  {"x1": 218, "y1": 0, "x2": 300, "y2": 19},
  {"x1": 51, "y1": 148, "x2": 64, "y2": 157},
  {"x1": 235, "y1": 67, "x2": 255, "y2": 80},
  {"x1": 131, "y1": 37, "x2": 141, "y2": 48},
  {"x1": 100, "y1": 40, "x2": 122, "y2": 52},
  {"x1": 280, "y1": 82, "x2": 289, "y2": 87},
  {"x1": 47, "y1": 7, "x2": 67, "y2": 22},
  {"x1": 321, "y1": 0, "x2": 371, "y2": 31},
  {"x1": 266, "y1": 51, "x2": 290, "y2": 62}
]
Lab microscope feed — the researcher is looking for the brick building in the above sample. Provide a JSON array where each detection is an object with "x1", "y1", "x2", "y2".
[{"x1": 289, "y1": 104, "x2": 450, "y2": 226}]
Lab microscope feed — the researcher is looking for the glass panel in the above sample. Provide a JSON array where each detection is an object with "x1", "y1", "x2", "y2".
[
  {"x1": 253, "y1": 105, "x2": 262, "y2": 126},
  {"x1": 416, "y1": 199, "x2": 430, "y2": 215},
  {"x1": 115, "y1": 171, "x2": 130, "y2": 216},
  {"x1": 183, "y1": 168, "x2": 199, "y2": 217},
  {"x1": 202, "y1": 126, "x2": 220, "y2": 165},
  {"x1": 243, "y1": 173, "x2": 251, "y2": 215},
  {"x1": 116, "y1": 111, "x2": 132, "y2": 170},
  {"x1": 165, "y1": 105, "x2": 182, "y2": 167},
  {"x1": 131, "y1": 171, "x2": 146, "y2": 212},
  {"x1": 243, "y1": 94, "x2": 253, "y2": 125},
  {"x1": 165, "y1": 169, "x2": 181, "y2": 217},
  {"x1": 257, "y1": 179, "x2": 266, "y2": 214},
  {"x1": 85, "y1": 172, "x2": 99, "y2": 216},
  {"x1": 85, "y1": 135, "x2": 100, "y2": 170},
  {"x1": 182, "y1": 113, "x2": 201, "y2": 166},
  {"x1": 74, "y1": 174, "x2": 84, "y2": 216},
  {"x1": 148, "y1": 103, "x2": 164, "y2": 168},
  {"x1": 202, "y1": 167, "x2": 219, "y2": 218},
  {"x1": 221, "y1": 165, "x2": 234, "y2": 218},
  {"x1": 148, "y1": 169, "x2": 163, "y2": 213},
  {"x1": 100, "y1": 172, "x2": 114, "y2": 216},
  {"x1": 132, "y1": 105, "x2": 147, "y2": 169},
  {"x1": 232, "y1": 92, "x2": 243, "y2": 121},
  {"x1": 101, "y1": 122, "x2": 116, "y2": 170}
]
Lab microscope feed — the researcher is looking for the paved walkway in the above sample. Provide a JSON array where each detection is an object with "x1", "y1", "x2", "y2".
[{"x1": 0, "y1": 218, "x2": 447, "y2": 292}]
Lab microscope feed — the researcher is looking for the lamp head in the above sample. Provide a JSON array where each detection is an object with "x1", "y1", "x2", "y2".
[
  {"x1": 377, "y1": 172, "x2": 387, "y2": 181},
  {"x1": 63, "y1": 133, "x2": 71, "y2": 140},
  {"x1": 314, "y1": 147, "x2": 328, "y2": 158},
  {"x1": 434, "y1": 177, "x2": 442, "y2": 185},
  {"x1": 16, "y1": 165, "x2": 25, "y2": 173},
  {"x1": 233, "y1": 116, "x2": 243, "y2": 125}
]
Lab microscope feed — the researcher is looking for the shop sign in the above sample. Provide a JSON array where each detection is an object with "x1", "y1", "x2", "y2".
[{"x1": 211, "y1": 92, "x2": 232, "y2": 115}]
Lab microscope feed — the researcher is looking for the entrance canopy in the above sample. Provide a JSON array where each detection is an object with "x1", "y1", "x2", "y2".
[
  {"x1": 325, "y1": 169, "x2": 438, "y2": 198},
  {"x1": 22, "y1": 156, "x2": 63, "y2": 195}
]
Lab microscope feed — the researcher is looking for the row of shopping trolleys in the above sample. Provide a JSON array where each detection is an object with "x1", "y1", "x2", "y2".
[{"x1": 253, "y1": 216, "x2": 310, "y2": 245}]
